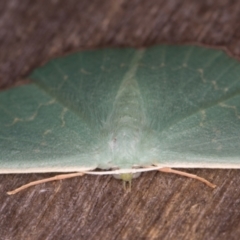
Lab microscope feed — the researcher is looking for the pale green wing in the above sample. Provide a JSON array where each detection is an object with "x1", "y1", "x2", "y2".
[
  {"x1": 31, "y1": 49, "x2": 137, "y2": 128},
  {"x1": 0, "y1": 45, "x2": 240, "y2": 172},
  {"x1": 0, "y1": 49, "x2": 135, "y2": 172},
  {"x1": 0, "y1": 84, "x2": 100, "y2": 172},
  {"x1": 135, "y1": 46, "x2": 240, "y2": 167}
]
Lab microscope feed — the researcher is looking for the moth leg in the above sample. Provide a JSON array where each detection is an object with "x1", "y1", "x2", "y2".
[
  {"x1": 7, "y1": 172, "x2": 85, "y2": 195},
  {"x1": 158, "y1": 167, "x2": 216, "y2": 188},
  {"x1": 123, "y1": 180, "x2": 132, "y2": 192}
]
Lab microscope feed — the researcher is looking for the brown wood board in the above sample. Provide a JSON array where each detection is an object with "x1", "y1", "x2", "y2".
[{"x1": 1, "y1": 0, "x2": 240, "y2": 239}]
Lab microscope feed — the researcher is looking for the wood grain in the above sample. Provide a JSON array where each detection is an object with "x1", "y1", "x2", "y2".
[{"x1": 1, "y1": 0, "x2": 240, "y2": 239}]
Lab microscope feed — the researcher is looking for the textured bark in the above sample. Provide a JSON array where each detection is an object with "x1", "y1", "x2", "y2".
[{"x1": 1, "y1": 0, "x2": 240, "y2": 239}]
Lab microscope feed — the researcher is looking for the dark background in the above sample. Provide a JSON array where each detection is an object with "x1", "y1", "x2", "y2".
[{"x1": 1, "y1": 0, "x2": 240, "y2": 239}]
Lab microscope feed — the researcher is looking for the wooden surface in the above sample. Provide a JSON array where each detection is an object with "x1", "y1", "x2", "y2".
[{"x1": 1, "y1": 0, "x2": 240, "y2": 239}]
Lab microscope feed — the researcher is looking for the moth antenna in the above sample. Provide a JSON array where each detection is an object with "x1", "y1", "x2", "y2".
[
  {"x1": 7, "y1": 172, "x2": 85, "y2": 195},
  {"x1": 158, "y1": 167, "x2": 216, "y2": 188}
]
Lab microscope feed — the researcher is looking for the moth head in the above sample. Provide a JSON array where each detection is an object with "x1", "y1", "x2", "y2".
[{"x1": 113, "y1": 172, "x2": 141, "y2": 191}]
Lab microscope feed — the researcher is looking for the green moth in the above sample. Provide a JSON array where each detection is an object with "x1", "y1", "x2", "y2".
[{"x1": 1, "y1": 45, "x2": 240, "y2": 194}]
